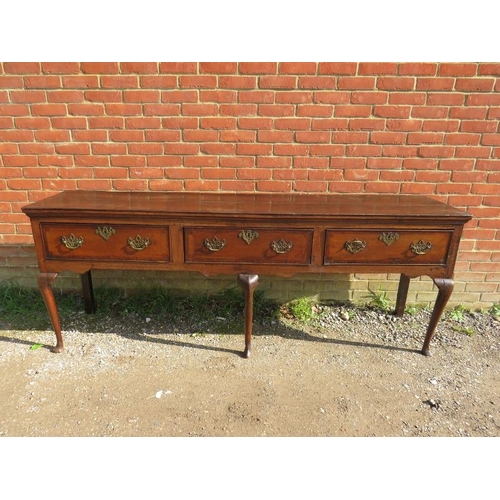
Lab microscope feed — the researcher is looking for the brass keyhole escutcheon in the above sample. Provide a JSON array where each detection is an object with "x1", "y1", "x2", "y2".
[
  {"x1": 379, "y1": 232, "x2": 399, "y2": 247},
  {"x1": 95, "y1": 226, "x2": 116, "y2": 241},
  {"x1": 239, "y1": 230, "x2": 259, "y2": 245}
]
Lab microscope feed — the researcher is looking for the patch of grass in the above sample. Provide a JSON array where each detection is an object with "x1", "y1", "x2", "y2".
[
  {"x1": 364, "y1": 286, "x2": 393, "y2": 312},
  {"x1": 452, "y1": 325, "x2": 476, "y2": 336}
]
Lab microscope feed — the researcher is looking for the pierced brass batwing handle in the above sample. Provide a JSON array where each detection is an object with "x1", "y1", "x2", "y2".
[
  {"x1": 61, "y1": 233, "x2": 84, "y2": 250},
  {"x1": 271, "y1": 239, "x2": 293, "y2": 254},
  {"x1": 410, "y1": 239, "x2": 432, "y2": 255},
  {"x1": 127, "y1": 235, "x2": 150, "y2": 251},
  {"x1": 204, "y1": 236, "x2": 226, "y2": 252},
  {"x1": 344, "y1": 239, "x2": 366, "y2": 254}
]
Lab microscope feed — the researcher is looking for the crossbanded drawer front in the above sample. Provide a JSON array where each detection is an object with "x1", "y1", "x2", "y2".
[
  {"x1": 324, "y1": 230, "x2": 452, "y2": 265},
  {"x1": 41, "y1": 224, "x2": 170, "y2": 262},
  {"x1": 184, "y1": 227, "x2": 313, "y2": 265}
]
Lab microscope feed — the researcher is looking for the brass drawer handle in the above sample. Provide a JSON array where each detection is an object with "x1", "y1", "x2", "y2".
[
  {"x1": 239, "y1": 229, "x2": 259, "y2": 245},
  {"x1": 379, "y1": 232, "x2": 399, "y2": 246},
  {"x1": 410, "y1": 239, "x2": 432, "y2": 255},
  {"x1": 344, "y1": 239, "x2": 366, "y2": 254},
  {"x1": 95, "y1": 226, "x2": 116, "y2": 241},
  {"x1": 204, "y1": 236, "x2": 226, "y2": 252},
  {"x1": 61, "y1": 233, "x2": 84, "y2": 250},
  {"x1": 271, "y1": 239, "x2": 293, "y2": 254},
  {"x1": 127, "y1": 235, "x2": 150, "y2": 251}
]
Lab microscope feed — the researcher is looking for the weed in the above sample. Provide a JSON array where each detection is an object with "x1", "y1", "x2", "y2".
[
  {"x1": 286, "y1": 297, "x2": 316, "y2": 321},
  {"x1": 448, "y1": 304, "x2": 468, "y2": 322},
  {"x1": 452, "y1": 325, "x2": 476, "y2": 336},
  {"x1": 364, "y1": 286, "x2": 393, "y2": 312},
  {"x1": 489, "y1": 303, "x2": 500, "y2": 319}
]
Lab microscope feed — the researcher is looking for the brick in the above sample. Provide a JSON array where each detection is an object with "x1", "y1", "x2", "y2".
[
  {"x1": 312, "y1": 118, "x2": 348, "y2": 130},
  {"x1": 128, "y1": 142, "x2": 163, "y2": 155},
  {"x1": 220, "y1": 130, "x2": 255, "y2": 142},
  {"x1": 460, "y1": 120, "x2": 497, "y2": 133},
  {"x1": 427, "y1": 93, "x2": 465, "y2": 106},
  {"x1": 274, "y1": 118, "x2": 310, "y2": 130},
  {"x1": 84, "y1": 90, "x2": 122, "y2": 102},
  {"x1": 51, "y1": 117, "x2": 87, "y2": 129},
  {"x1": 184, "y1": 180, "x2": 219, "y2": 191},
  {"x1": 295, "y1": 131, "x2": 330, "y2": 143},
  {"x1": 482, "y1": 134, "x2": 500, "y2": 146},
  {"x1": 237, "y1": 144, "x2": 272, "y2": 155},
  {"x1": 319, "y1": 63, "x2": 357, "y2": 75},
  {"x1": 88, "y1": 116, "x2": 123, "y2": 129},
  {"x1": 111, "y1": 155, "x2": 146, "y2": 167},
  {"x1": 149, "y1": 180, "x2": 184, "y2": 191},
  {"x1": 379, "y1": 170, "x2": 413, "y2": 182},
  {"x1": 351, "y1": 91, "x2": 388, "y2": 104},
  {"x1": 10, "y1": 91, "x2": 46, "y2": 103},
  {"x1": 145, "y1": 130, "x2": 180, "y2": 142},
  {"x1": 31, "y1": 103, "x2": 66, "y2": 116},
  {"x1": 80, "y1": 62, "x2": 119, "y2": 74},
  {"x1": 162, "y1": 90, "x2": 198, "y2": 103},
  {"x1": 239, "y1": 63, "x2": 277, "y2": 74},
  {"x1": 348, "y1": 118, "x2": 384, "y2": 130},
  {"x1": 201, "y1": 167, "x2": 236, "y2": 179},
  {"x1": 4, "y1": 62, "x2": 40, "y2": 74},
  {"x1": 422, "y1": 120, "x2": 459, "y2": 132},
  {"x1": 0, "y1": 104, "x2": 29, "y2": 116},
  {"x1": 298, "y1": 76, "x2": 335, "y2": 89},
  {"x1": 439, "y1": 159, "x2": 475, "y2": 171},
  {"x1": 140, "y1": 76, "x2": 177, "y2": 88},
  {"x1": 335, "y1": 105, "x2": 371, "y2": 117},
  {"x1": 344, "y1": 169, "x2": 378, "y2": 181},
  {"x1": 125, "y1": 117, "x2": 161, "y2": 129},
  {"x1": 314, "y1": 91, "x2": 350, "y2": 104},
  {"x1": 338, "y1": 77, "x2": 375, "y2": 90},
  {"x1": 183, "y1": 129, "x2": 218, "y2": 142},
  {"x1": 35, "y1": 130, "x2": 70, "y2": 142},
  {"x1": 124, "y1": 90, "x2": 160, "y2": 102},
  {"x1": 308, "y1": 169, "x2": 342, "y2": 180},
  {"x1": 0, "y1": 130, "x2": 34, "y2": 141},
  {"x1": 258, "y1": 130, "x2": 294, "y2": 142},
  {"x1": 370, "y1": 131, "x2": 410, "y2": 144},
  {"x1": 270, "y1": 144, "x2": 308, "y2": 158},
  {"x1": 358, "y1": 63, "x2": 398, "y2": 75},
  {"x1": 332, "y1": 131, "x2": 368, "y2": 143},
  {"x1": 236, "y1": 167, "x2": 269, "y2": 179},
  {"x1": 238, "y1": 91, "x2": 274, "y2": 103},
  {"x1": 56, "y1": 143, "x2": 90, "y2": 155},
  {"x1": 68, "y1": 103, "x2": 105, "y2": 116},
  {"x1": 411, "y1": 106, "x2": 448, "y2": 119},
  {"x1": 294, "y1": 157, "x2": 329, "y2": 168},
  {"x1": 200, "y1": 117, "x2": 237, "y2": 129},
  {"x1": 200, "y1": 143, "x2": 236, "y2": 155},
  {"x1": 106, "y1": 103, "x2": 143, "y2": 115},
  {"x1": 220, "y1": 104, "x2": 257, "y2": 116},
  {"x1": 478, "y1": 63, "x2": 500, "y2": 75},
  {"x1": 279, "y1": 62, "x2": 316, "y2": 74},
  {"x1": 108, "y1": 130, "x2": 144, "y2": 142},
  {"x1": 62, "y1": 76, "x2": 99, "y2": 88},
  {"x1": 112, "y1": 179, "x2": 148, "y2": 191},
  {"x1": 47, "y1": 90, "x2": 84, "y2": 103},
  {"x1": 256, "y1": 180, "x2": 292, "y2": 192},
  {"x1": 101, "y1": 75, "x2": 139, "y2": 88},
  {"x1": 439, "y1": 63, "x2": 477, "y2": 76},
  {"x1": 407, "y1": 132, "x2": 444, "y2": 144},
  {"x1": 14, "y1": 117, "x2": 50, "y2": 129},
  {"x1": 367, "y1": 158, "x2": 403, "y2": 170},
  {"x1": 160, "y1": 62, "x2": 197, "y2": 73},
  {"x1": 149, "y1": 157, "x2": 184, "y2": 167},
  {"x1": 389, "y1": 92, "x2": 426, "y2": 105},
  {"x1": 455, "y1": 146, "x2": 491, "y2": 158},
  {"x1": 418, "y1": 146, "x2": 455, "y2": 157},
  {"x1": 215, "y1": 77, "x2": 257, "y2": 91},
  {"x1": 200, "y1": 90, "x2": 237, "y2": 103},
  {"x1": 42, "y1": 62, "x2": 79, "y2": 74},
  {"x1": 310, "y1": 144, "x2": 345, "y2": 156},
  {"x1": 259, "y1": 76, "x2": 296, "y2": 89},
  {"x1": 3, "y1": 155, "x2": 37, "y2": 167},
  {"x1": 455, "y1": 78, "x2": 495, "y2": 92},
  {"x1": 238, "y1": 117, "x2": 273, "y2": 130},
  {"x1": 276, "y1": 91, "x2": 313, "y2": 104},
  {"x1": 467, "y1": 93, "x2": 500, "y2": 106},
  {"x1": 258, "y1": 104, "x2": 294, "y2": 117},
  {"x1": 200, "y1": 62, "x2": 237, "y2": 73},
  {"x1": 399, "y1": 63, "x2": 437, "y2": 76},
  {"x1": 182, "y1": 103, "x2": 218, "y2": 116},
  {"x1": 92, "y1": 143, "x2": 127, "y2": 155},
  {"x1": 415, "y1": 170, "x2": 450, "y2": 183},
  {"x1": 382, "y1": 145, "x2": 418, "y2": 157},
  {"x1": 120, "y1": 62, "x2": 158, "y2": 73},
  {"x1": 129, "y1": 165, "x2": 164, "y2": 177},
  {"x1": 221, "y1": 156, "x2": 255, "y2": 167},
  {"x1": 19, "y1": 143, "x2": 53, "y2": 154},
  {"x1": 179, "y1": 75, "x2": 217, "y2": 88},
  {"x1": 162, "y1": 117, "x2": 198, "y2": 129},
  {"x1": 416, "y1": 78, "x2": 454, "y2": 91},
  {"x1": 444, "y1": 132, "x2": 482, "y2": 146},
  {"x1": 163, "y1": 143, "x2": 199, "y2": 155}
]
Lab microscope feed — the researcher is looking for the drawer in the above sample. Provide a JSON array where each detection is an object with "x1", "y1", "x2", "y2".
[
  {"x1": 184, "y1": 227, "x2": 313, "y2": 265},
  {"x1": 41, "y1": 224, "x2": 170, "y2": 262},
  {"x1": 324, "y1": 229, "x2": 452, "y2": 265}
]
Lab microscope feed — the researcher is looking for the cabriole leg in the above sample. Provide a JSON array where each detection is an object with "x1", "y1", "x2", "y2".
[
  {"x1": 237, "y1": 273, "x2": 259, "y2": 359},
  {"x1": 422, "y1": 278, "x2": 454, "y2": 357},
  {"x1": 38, "y1": 272, "x2": 64, "y2": 353}
]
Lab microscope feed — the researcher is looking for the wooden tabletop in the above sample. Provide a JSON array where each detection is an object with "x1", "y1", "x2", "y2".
[{"x1": 23, "y1": 190, "x2": 472, "y2": 221}]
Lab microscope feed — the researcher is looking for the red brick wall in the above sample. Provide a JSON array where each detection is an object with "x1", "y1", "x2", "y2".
[{"x1": 1, "y1": 62, "x2": 499, "y2": 307}]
